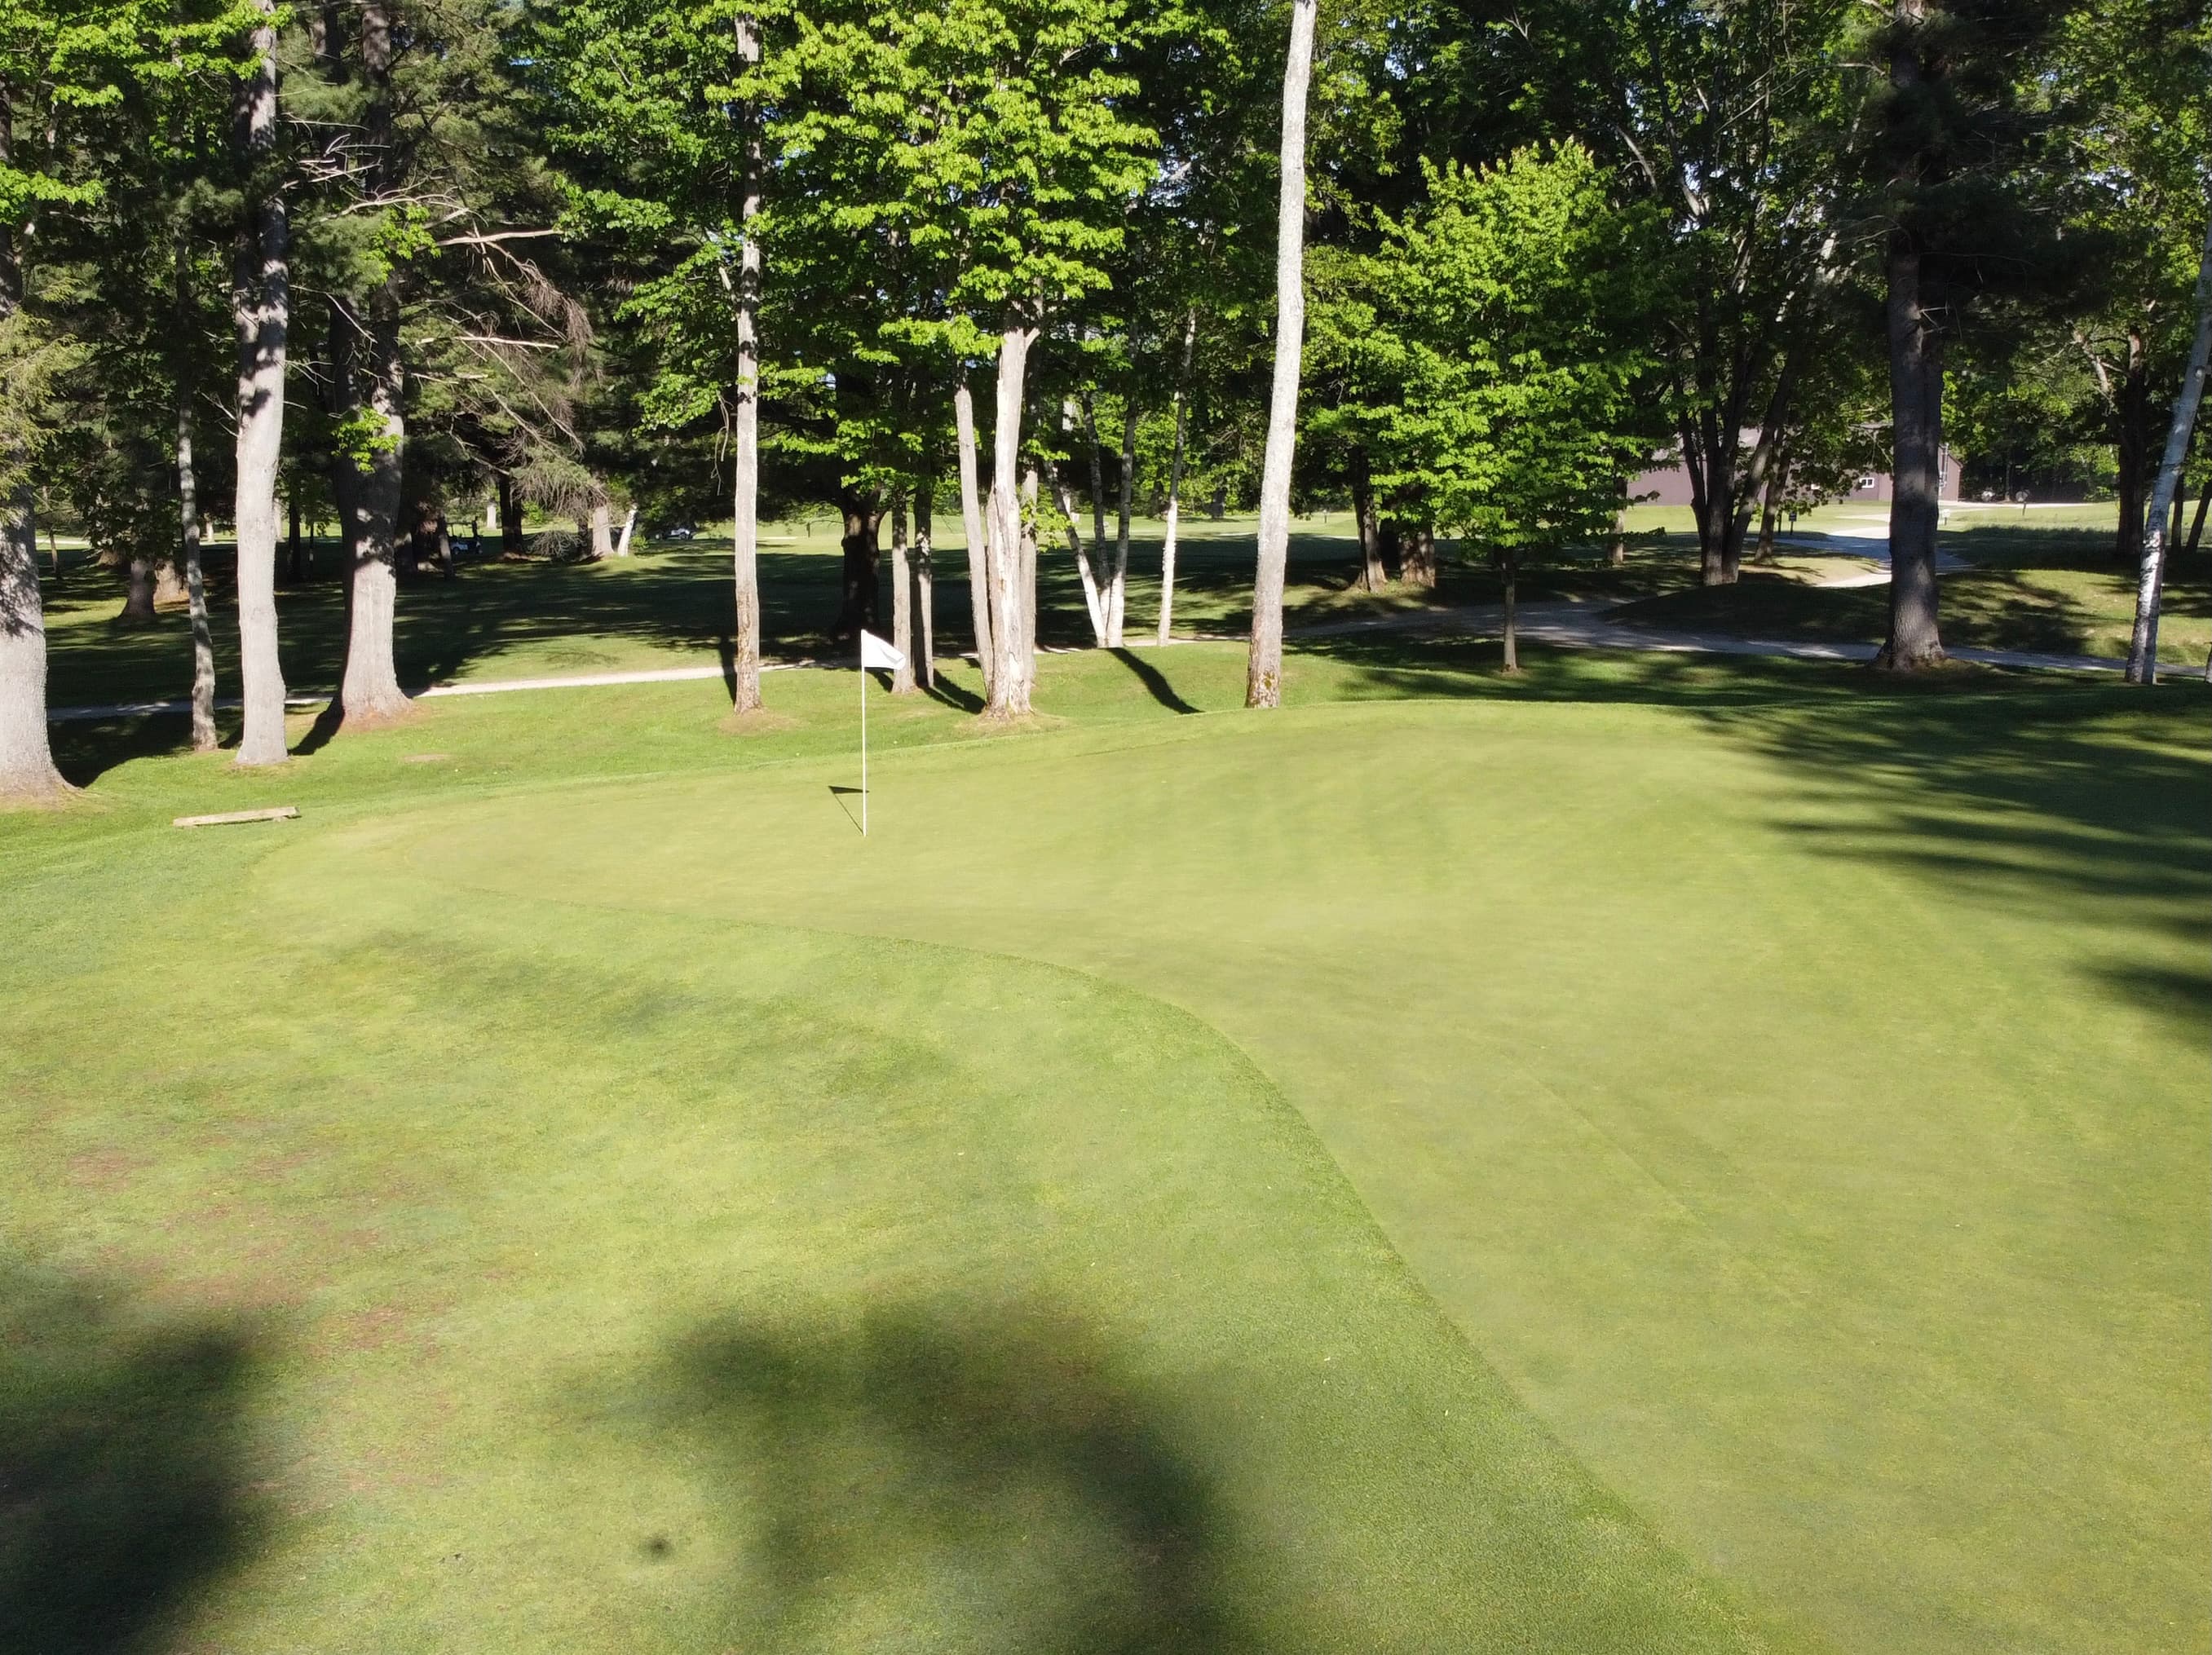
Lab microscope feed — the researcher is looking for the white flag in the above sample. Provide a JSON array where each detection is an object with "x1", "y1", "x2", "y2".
[{"x1": 859, "y1": 630, "x2": 906, "y2": 671}]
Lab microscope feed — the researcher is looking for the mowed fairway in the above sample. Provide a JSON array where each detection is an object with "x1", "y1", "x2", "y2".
[{"x1": 5, "y1": 644, "x2": 2206, "y2": 1653}]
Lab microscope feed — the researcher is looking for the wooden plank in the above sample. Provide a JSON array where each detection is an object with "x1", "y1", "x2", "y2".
[{"x1": 171, "y1": 806, "x2": 300, "y2": 829}]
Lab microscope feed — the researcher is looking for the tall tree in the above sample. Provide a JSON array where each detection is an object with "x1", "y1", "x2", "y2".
[
  {"x1": 1314, "y1": 0, "x2": 1849, "y2": 590},
  {"x1": 2125, "y1": 213, "x2": 2212, "y2": 682},
  {"x1": 1858, "y1": 0, "x2": 2077, "y2": 670},
  {"x1": 533, "y1": 0, "x2": 790, "y2": 711},
  {"x1": 229, "y1": 0, "x2": 289, "y2": 761},
  {"x1": 1365, "y1": 148, "x2": 1658, "y2": 669},
  {"x1": 779, "y1": 0, "x2": 1153, "y2": 716},
  {"x1": 1156, "y1": 307, "x2": 1197, "y2": 642},
  {"x1": 0, "y1": 0, "x2": 99, "y2": 800},
  {"x1": 1245, "y1": 0, "x2": 1317, "y2": 709},
  {"x1": 2046, "y1": 1, "x2": 2212, "y2": 562},
  {"x1": 729, "y1": 11, "x2": 764, "y2": 712}
]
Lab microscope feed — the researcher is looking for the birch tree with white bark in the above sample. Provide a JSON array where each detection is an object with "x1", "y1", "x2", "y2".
[
  {"x1": 2125, "y1": 212, "x2": 2212, "y2": 683},
  {"x1": 1245, "y1": 0, "x2": 1318, "y2": 709}
]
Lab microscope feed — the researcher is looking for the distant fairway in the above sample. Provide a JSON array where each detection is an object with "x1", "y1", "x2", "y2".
[{"x1": 5, "y1": 642, "x2": 2206, "y2": 1653}]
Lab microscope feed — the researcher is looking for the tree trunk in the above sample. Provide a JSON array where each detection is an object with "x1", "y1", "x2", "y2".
[
  {"x1": 1351, "y1": 453, "x2": 1385, "y2": 591},
  {"x1": 1729, "y1": 364, "x2": 1799, "y2": 579},
  {"x1": 0, "y1": 483, "x2": 61, "y2": 800},
  {"x1": 1499, "y1": 549, "x2": 1520, "y2": 673},
  {"x1": 1055, "y1": 464, "x2": 1106, "y2": 645},
  {"x1": 2126, "y1": 214, "x2": 2212, "y2": 684},
  {"x1": 178, "y1": 392, "x2": 217, "y2": 752},
  {"x1": 1081, "y1": 389, "x2": 1107, "y2": 557},
  {"x1": 1689, "y1": 408, "x2": 1738, "y2": 587},
  {"x1": 1753, "y1": 461, "x2": 1784, "y2": 565},
  {"x1": 726, "y1": 11, "x2": 764, "y2": 713},
  {"x1": 1609, "y1": 474, "x2": 1629, "y2": 567},
  {"x1": 1879, "y1": 235, "x2": 1945, "y2": 669},
  {"x1": 890, "y1": 493, "x2": 916, "y2": 693},
  {"x1": 337, "y1": 290, "x2": 410, "y2": 724},
  {"x1": 1246, "y1": 0, "x2": 1319, "y2": 709},
  {"x1": 330, "y1": 0, "x2": 410, "y2": 725},
  {"x1": 230, "y1": 0, "x2": 291, "y2": 766},
  {"x1": 1158, "y1": 307, "x2": 1196, "y2": 646},
  {"x1": 1109, "y1": 399, "x2": 1133, "y2": 646},
  {"x1": 589, "y1": 500, "x2": 613, "y2": 559},
  {"x1": 953, "y1": 372, "x2": 992, "y2": 691},
  {"x1": 1019, "y1": 461, "x2": 1039, "y2": 667},
  {"x1": 153, "y1": 558, "x2": 188, "y2": 607},
  {"x1": 0, "y1": 152, "x2": 64, "y2": 804},
  {"x1": 2186, "y1": 470, "x2": 2211, "y2": 558},
  {"x1": 613, "y1": 505, "x2": 634, "y2": 558},
  {"x1": 914, "y1": 477, "x2": 935, "y2": 689},
  {"x1": 286, "y1": 492, "x2": 303, "y2": 583},
  {"x1": 499, "y1": 470, "x2": 523, "y2": 558},
  {"x1": 121, "y1": 559, "x2": 159, "y2": 625},
  {"x1": 404, "y1": 499, "x2": 438, "y2": 576},
  {"x1": 326, "y1": 298, "x2": 359, "y2": 598},
  {"x1": 835, "y1": 487, "x2": 882, "y2": 641},
  {"x1": 2115, "y1": 331, "x2": 2148, "y2": 562},
  {"x1": 1400, "y1": 523, "x2": 1437, "y2": 589},
  {"x1": 985, "y1": 327, "x2": 1036, "y2": 718}
]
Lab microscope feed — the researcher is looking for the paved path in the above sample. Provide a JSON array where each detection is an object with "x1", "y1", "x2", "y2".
[
  {"x1": 1770, "y1": 532, "x2": 1975, "y2": 588},
  {"x1": 46, "y1": 598, "x2": 2126, "y2": 724},
  {"x1": 47, "y1": 661, "x2": 808, "y2": 723}
]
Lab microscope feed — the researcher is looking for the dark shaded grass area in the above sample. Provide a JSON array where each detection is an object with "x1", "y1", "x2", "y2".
[
  {"x1": 640, "y1": 1301, "x2": 1275, "y2": 1655},
  {"x1": 0, "y1": 1260, "x2": 264, "y2": 1655}
]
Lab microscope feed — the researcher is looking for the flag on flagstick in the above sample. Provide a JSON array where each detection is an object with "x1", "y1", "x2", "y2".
[{"x1": 858, "y1": 631, "x2": 906, "y2": 836}]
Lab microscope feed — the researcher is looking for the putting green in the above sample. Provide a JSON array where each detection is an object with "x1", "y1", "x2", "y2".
[
  {"x1": 5, "y1": 669, "x2": 2204, "y2": 1653},
  {"x1": 358, "y1": 695, "x2": 2210, "y2": 1654},
  {"x1": 3, "y1": 713, "x2": 1801, "y2": 1654}
]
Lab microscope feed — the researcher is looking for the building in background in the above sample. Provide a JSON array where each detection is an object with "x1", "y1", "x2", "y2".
[{"x1": 1631, "y1": 441, "x2": 1963, "y2": 506}]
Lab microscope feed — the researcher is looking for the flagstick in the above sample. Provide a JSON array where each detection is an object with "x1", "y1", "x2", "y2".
[{"x1": 860, "y1": 647, "x2": 868, "y2": 837}]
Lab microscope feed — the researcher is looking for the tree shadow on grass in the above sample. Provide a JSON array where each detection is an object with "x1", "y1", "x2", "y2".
[
  {"x1": 0, "y1": 1256, "x2": 267, "y2": 1655},
  {"x1": 1108, "y1": 648, "x2": 1199, "y2": 715},
  {"x1": 1714, "y1": 688, "x2": 2212, "y2": 1031},
  {"x1": 923, "y1": 672, "x2": 985, "y2": 714},
  {"x1": 647, "y1": 1296, "x2": 1271, "y2": 1655},
  {"x1": 47, "y1": 712, "x2": 234, "y2": 787},
  {"x1": 1289, "y1": 628, "x2": 2212, "y2": 1031}
]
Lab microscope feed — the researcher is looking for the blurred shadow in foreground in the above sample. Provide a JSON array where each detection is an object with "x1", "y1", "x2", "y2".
[
  {"x1": 0, "y1": 1258, "x2": 264, "y2": 1655},
  {"x1": 665, "y1": 1297, "x2": 1265, "y2": 1655}
]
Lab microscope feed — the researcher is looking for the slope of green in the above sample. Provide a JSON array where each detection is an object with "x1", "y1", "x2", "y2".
[{"x1": 7, "y1": 641, "x2": 2207, "y2": 1653}]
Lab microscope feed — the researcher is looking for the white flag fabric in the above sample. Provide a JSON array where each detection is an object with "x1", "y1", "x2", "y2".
[{"x1": 860, "y1": 630, "x2": 906, "y2": 671}]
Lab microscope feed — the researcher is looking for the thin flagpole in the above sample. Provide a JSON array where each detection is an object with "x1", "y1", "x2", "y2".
[{"x1": 860, "y1": 646, "x2": 868, "y2": 836}]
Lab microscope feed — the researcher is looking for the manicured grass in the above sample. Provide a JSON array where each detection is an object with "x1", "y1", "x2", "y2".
[{"x1": 8, "y1": 618, "x2": 2208, "y2": 1649}]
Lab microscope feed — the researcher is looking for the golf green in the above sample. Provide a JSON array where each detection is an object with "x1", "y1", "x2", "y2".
[{"x1": 4, "y1": 651, "x2": 2205, "y2": 1653}]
